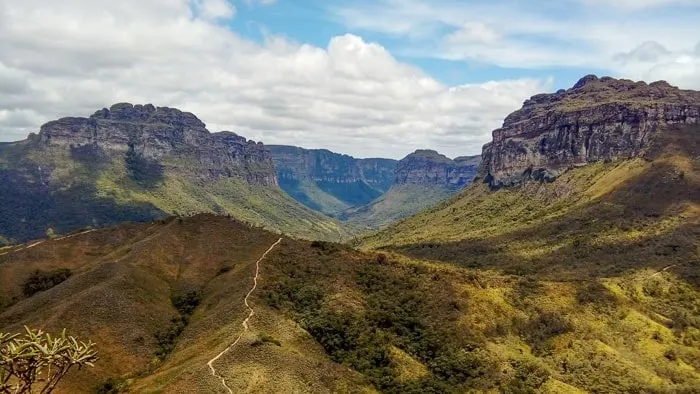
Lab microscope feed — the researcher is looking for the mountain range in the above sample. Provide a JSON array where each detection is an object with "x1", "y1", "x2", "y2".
[
  {"x1": 0, "y1": 75, "x2": 698, "y2": 393},
  {"x1": 0, "y1": 106, "x2": 479, "y2": 244}
]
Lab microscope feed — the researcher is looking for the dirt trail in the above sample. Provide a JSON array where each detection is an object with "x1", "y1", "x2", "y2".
[
  {"x1": 0, "y1": 228, "x2": 98, "y2": 257},
  {"x1": 647, "y1": 264, "x2": 680, "y2": 279},
  {"x1": 207, "y1": 238, "x2": 283, "y2": 394}
]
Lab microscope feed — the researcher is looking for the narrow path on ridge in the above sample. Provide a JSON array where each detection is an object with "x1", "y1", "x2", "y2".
[{"x1": 207, "y1": 237, "x2": 283, "y2": 394}]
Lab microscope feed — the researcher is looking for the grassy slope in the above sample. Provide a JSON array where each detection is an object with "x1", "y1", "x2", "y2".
[
  {"x1": 0, "y1": 211, "x2": 698, "y2": 392},
  {"x1": 95, "y1": 159, "x2": 351, "y2": 242},
  {"x1": 278, "y1": 177, "x2": 352, "y2": 215},
  {"x1": 0, "y1": 215, "x2": 372, "y2": 393},
  {"x1": 341, "y1": 184, "x2": 457, "y2": 230},
  {"x1": 362, "y1": 127, "x2": 699, "y2": 282}
]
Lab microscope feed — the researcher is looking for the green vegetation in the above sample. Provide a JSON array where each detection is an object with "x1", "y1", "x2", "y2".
[
  {"x1": 94, "y1": 377, "x2": 127, "y2": 394},
  {"x1": 342, "y1": 184, "x2": 458, "y2": 230},
  {"x1": 251, "y1": 334, "x2": 282, "y2": 347},
  {"x1": 124, "y1": 144, "x2": 164, "y2": 187},
  {"x1": 0, "y1": 326, "x2": 98, "y2": 393},
  {"x1": 154, "y1": 291, "x2": 201, "y2": 361},
  {"x1": 22, "y1": 269, "x2": 72, "y2": 297}
]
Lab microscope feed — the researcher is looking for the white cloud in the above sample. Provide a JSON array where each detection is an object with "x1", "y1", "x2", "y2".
[
  {"x1": 613, "y1": 41, "x2": 671, "y2": 64},
  {"x1": 193, "y1": 0, "x2": 236, "y2": 20},
  {"x1": 579, "y1": 0, "x2": 697, "y2": 9},
  {"x1": 0, "y1": 0, "x2": 547, "y2": 159},
  {"x1": 331, "y1": 0, "x2": 700, "y2": 88},
  {"x1": 445, "y1": 23, "x2": 500, "y2": 45}
]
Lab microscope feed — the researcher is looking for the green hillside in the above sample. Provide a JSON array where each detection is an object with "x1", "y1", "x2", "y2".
[
  {"x1": 361, "y1": 126, "x2": 699, "y2": 283},
  {"x1": 340, "y1": 184, "x2": 458, "y2": 230}
]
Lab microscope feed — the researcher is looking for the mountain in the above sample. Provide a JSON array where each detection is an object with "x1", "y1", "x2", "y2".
[
  {"x1": 480, "y1": 74, "x2": 700, "y2": 188},
  {"x1": 0, "y1": 103, "x2": 349, "y2": 243},
  {"x1": 363, "y1": 76, "x2": 699, "y2": 278},
  {"x1": 341, "y1": 150, "x2": 480, "y2": 229},
  {"x1": 268, "y1": 145, "x2": 396, "y2": 215}
]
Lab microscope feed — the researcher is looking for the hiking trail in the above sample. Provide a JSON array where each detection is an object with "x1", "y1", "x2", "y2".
[{"x1": 207, "y1": 238, "x2": 283, "y2": 394}]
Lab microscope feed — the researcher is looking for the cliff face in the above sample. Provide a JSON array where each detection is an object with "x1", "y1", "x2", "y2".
[
  {"x1": 268, "y1": 145, "x2": 397, "y2": 213},
  {"x1": 38, "y1": 103, "x2": 277, "y2": 186},
  {"x1": 479, "y1": 75, "x2": 700, "y2": 187},
  {"x1": 395, "y1": 150, "x2": 479, "y2": 188},
  {"x1": 269, "y1": 146, "x2": 396, "y2": 191}
]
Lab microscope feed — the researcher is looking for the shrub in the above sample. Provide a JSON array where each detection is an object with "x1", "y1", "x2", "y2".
[
  {"x1": 22, "y1": 269, "x2": 72, "y2": 297},
  {"x1": 0, "y1": 327, "x2": 98, "y2": 393},
  {"x1": 172, "y1": 291, "x2": 201, "y2": 316},
  {"x1": 94, "y1": 377, "x2": 127, "y2": 394},
  {"x1": 251, "y1": 334, "x2": 282, "y2": 347},
  {"x1": 376, "y1": 253, "x2": 388, "y2": 264}
]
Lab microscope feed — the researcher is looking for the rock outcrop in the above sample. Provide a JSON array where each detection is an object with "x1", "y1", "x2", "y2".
[
  {"x1": 38, "y1": 103, "x2": 277, "y2": 186},
  {"x1": 479, "y1": 75, "x2": 700, "y2": 187},
  {"x1": 396, "y1": 150, "x2": 479, "y2": 188}
]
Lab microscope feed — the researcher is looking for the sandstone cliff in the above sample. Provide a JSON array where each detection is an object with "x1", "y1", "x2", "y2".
[
  {"x1": 268, "y1": 145, "x2": 396, "y2": 213},
  {"x1": 269, "y1": 145, "x2": 395, "y2": 190},
  {"x1": 479, "y1": 75, "x2": 700, "y2": 187},
  {"x1": 38, "y1": 103, "x2": 277, "y2": 186},
  {"x1": 396, "y1": 150, "x2": 479, "y2": 187}
]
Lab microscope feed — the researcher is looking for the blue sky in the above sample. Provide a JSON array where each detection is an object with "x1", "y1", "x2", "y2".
[
  {"x1": 1, "y1": 0, "x2": 699, "y2": 158},
  {"x1": 228, "y1": 0, "x2": 700, "y2": 89}
]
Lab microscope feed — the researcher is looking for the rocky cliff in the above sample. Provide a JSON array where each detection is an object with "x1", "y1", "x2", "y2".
[
  {"x1": 269, "y1": 146, "x2": 396, "y2": 190},
  {"x1": 478, "y1": 75, "x2": 700, "y2": 187},
  {"x1": 268, "y1": 145, "x2": 396, "y2": 213},
  {"x1": 38, "y1": 103, "x2": 277, "y2": 186},
  {"x1": 396, "y1": 150, "x2": 479, "y2": 188}
]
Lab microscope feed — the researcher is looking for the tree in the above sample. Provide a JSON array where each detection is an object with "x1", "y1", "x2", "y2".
[{"x1": 0, "y1": 327, "x2": 98, "y2": 394}]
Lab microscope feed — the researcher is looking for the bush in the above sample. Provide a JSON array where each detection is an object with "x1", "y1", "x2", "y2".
[
  {"x1": 251, "y1": 334, "x2": 282, "y2": 347},
  {"x1": 94, "y1": 377, "x2": 127, "y2": 394},
  {"x1": 1, "y1": 326, "x2": 98, "y2": 393},
  {"x1": 154, "y1": 291, "x2": 201, "y2": 360},
  {"x1": 22, "y1": 269, "x2": 72, "y2": 297},
  {"x1": 516, "y1": 312, "x2": 572, "y2": 356},
  {"x1": 172, "y1": 291, "x2": 201, "y2": 316},
  {"x1": 376, "y1": 253, "x2": 388, "y2": 264}
]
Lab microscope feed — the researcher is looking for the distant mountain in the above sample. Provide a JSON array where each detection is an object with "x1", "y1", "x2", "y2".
[
  {"x1": 342, "y1": 150, "x2": 480, "y2": 229},
  {"x1": 0, "y1": 103, "x2": 350, "y2": 243},
  {"x1": 268, "y1": 145, "x2": 396, "y2": 215}
]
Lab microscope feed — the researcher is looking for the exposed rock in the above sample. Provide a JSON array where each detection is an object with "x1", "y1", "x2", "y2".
[
  {"x1": 396, "y1": 150, "x2": 479, "y2": 187},
  {"x1": 38, "y1": 103, "x2": 276, "y2": 186},
  {"x1": 479, "y1": 75, "x2": 700, "y2": 187},
  {"x1": 268, "y1": 145, "x2": 396, "y2": 189},
  {"x1": 268, "y1": 145, "x2": 397, "y2": 212}
]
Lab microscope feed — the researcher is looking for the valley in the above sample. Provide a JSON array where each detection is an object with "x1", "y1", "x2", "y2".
[{"x1": 1, "y1": 75, "x2": 699, "y2": 393}]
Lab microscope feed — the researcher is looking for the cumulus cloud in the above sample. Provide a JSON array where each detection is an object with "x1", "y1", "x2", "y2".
[{"x1": 0, "y1": 0, "x2": 546, "y2": 158}]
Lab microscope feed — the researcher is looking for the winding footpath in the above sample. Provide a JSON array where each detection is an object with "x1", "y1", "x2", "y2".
[{"x1": 207, "y1": 238, "x2": 283, "y2": 394}]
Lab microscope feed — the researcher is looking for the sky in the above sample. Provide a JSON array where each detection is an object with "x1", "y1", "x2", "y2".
[{"x1": 0, "y1": 0, "x2": 699, "y2": 159}]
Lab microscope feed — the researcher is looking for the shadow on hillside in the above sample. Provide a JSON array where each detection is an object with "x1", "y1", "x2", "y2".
[
  {"x1": 389, "y1": 127, "x2": 700, "y2": 286},
  {"x1": 0, "y1": 168, "x2": 166, "y2": 244}
]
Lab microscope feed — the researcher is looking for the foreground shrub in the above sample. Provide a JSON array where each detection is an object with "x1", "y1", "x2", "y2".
[{"x1": 0, "y1": 326, "x2": 98, "y2": 393}]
